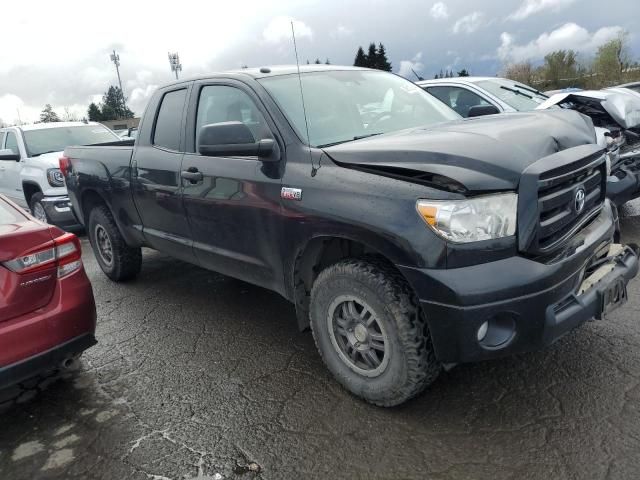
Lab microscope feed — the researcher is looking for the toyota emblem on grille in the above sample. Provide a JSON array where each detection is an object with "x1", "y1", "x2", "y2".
[{"x1": 574, "y1": 188, "x2": 586, "y2": 213}]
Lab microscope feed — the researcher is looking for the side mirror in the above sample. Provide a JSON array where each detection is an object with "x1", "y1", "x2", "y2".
[
  {"x1": 0, "y1": 148, "x2": 19, "y2": 161},
  {"x1": 468, "y1": 105, "x2": 501, "y2": 118},
  {"x1": 198, "y1": 121, "x2": 275, "y2": 159}
]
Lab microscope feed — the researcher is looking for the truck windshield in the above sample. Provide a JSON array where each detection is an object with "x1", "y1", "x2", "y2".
[
  {"x1": 23, "y1": 125, "x2": 119, "y2": 157},
  {"x1": 258, "y1": 70, "x2": 460, "y2": 147},
  {"x1": 472, "y1": 79, "x2": 548, "y2": 112}
]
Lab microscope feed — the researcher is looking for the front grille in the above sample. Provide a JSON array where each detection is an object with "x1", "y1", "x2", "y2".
[{"x1": 533, "y1": 156, "x2": 606, "y2": 253}]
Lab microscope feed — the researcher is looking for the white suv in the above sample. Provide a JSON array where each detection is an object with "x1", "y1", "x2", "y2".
[{"x1": 0, "y1": 122, "x2": 119, "y2": 228}]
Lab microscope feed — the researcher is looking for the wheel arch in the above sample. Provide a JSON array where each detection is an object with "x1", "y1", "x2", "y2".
[
  {"x1": 22, "y1": 181, "x2": 41, "y2": 206},
  {"x1": 291, "y1": 233, "x2": 416, "y2": 331}
]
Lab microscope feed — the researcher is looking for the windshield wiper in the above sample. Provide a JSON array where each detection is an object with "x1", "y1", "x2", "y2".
[
  {"x1": 500, "y1": 85, "x2": 533, "y2": 99},
  {"x1": 353, "y1": 133, "x2": 383, "y2": 140},
  {"x1": 511, "y1": 84, "x2": 546, "y2": 97},
  {"x1": 318, "y1": 133, "x2": 383, "y2": 148},
  {"x1": 31, "y1": 150, "x2": 60, "y2": 157}
]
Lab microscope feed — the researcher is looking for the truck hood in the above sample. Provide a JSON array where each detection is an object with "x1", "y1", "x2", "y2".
[
  {"x1": 29, "y1": 150, "x2": 64, "y2": 167},
  {"x1": 323, "y1": 109, "x2": 598, "y2": 193},
  {"x1": 537, "y1": 90, "x2": 640, "y2": 130}
]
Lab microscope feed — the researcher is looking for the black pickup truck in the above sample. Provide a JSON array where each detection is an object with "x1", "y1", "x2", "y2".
[{"x1": 62, "y1": 66, "x2": 639, "y2": 406}]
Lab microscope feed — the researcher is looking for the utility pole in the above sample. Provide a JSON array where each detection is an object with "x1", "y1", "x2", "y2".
[
  {"x1": 168, "y1": 52, "x2": 182, "y2": 80},
  {"x1": 110, "y1": 50, "x2": 127, "y2": 116}
]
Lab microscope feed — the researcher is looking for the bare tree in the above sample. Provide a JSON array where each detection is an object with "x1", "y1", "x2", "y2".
[
  {"x1": 593, "y1": 32, "x2": 632, "y2": 87},
  {"x1": 502, "y1": 61, "x2": 536, "y2": 85},
  {"x1": 63, "y1": 107, "x2": 79, "y2": 122}
]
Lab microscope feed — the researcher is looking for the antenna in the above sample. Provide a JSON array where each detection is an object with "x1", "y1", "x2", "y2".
[
  {"x1": 291, "y1": 21, "x2": 318, "y2": 175},
  {"x1": 411, "y1": 68, "x2": 424, "y2": 81}
]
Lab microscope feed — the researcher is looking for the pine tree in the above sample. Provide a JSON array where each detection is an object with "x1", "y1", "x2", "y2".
[
  {"x1": 354, "y1": 47, "x2": 367, "y2": 67},
  {"x1": 367, "y1": 43, "x2": 378, "y2": 68},
  {"x1": 434, "y1": 73, "x2": 440, "y2": 79},
  {"x1": 325, "y1": 58, "x2": 331, "y2": 65},
  {"x1": 39, "y1": 104, "x2": 60, "y2": 123},
  {"x1": 457, "y1": 68, "x2": 470, "y2": 77},
  {"x1": 87, "y1": 103, "x2": 101, "y2": 121},
  {"x1": 100, "y1": 86, "x2": 134, "y2": 120},
  {"x1": 314, "y1": 58, "x2": 321, "y2": 64},
  {"x1": 376, "y1": 43, "x2": 392, "y2": 72}
]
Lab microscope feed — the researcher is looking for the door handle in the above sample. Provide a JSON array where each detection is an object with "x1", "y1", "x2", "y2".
[{"x1": 181, "y1": 168, "x2": 203, "y2": 183}]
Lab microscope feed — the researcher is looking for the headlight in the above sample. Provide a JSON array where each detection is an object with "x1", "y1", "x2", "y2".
[
  {"x1": 416, "y1": 193, "x2": 517, "y2": 243},
  {"x1": 47, "y1": 168, "x2": 65, "y2": 187}
]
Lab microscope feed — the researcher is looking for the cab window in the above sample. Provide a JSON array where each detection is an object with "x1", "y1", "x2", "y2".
[
  {"x1": 195, "y1": 85, "x2": 271, "y2": 147},
  {"x1": 5, "y1": 132, "x2": 20, "y2": 156}
]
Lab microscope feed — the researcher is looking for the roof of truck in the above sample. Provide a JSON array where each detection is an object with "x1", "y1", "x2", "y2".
[
  {"x1": 162, "y1": 64, "x2": 371, "y2": 87},
  {"x1": 1, "y1": 122, "x2": 102, "y2": 132},
  {"x1": 417, "y1": 77, "x2": 499, "y2": 86}
]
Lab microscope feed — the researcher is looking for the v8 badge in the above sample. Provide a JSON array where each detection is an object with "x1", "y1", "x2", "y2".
[{"x1": 281, "y1": 187, "x2": 302, "y2": 201}]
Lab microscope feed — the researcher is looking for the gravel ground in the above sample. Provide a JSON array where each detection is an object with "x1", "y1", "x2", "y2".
[{"x1": 1, "y1": 204, "x2": 640, "y2": 479}]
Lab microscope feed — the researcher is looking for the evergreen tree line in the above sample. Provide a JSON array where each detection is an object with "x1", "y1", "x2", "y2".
[
  {"x1": 87, "y1": 86, "x2": 134, "y2": 121},
  {"x1": 434, "y1": 68, "x2": 469, "y2": 79},
  {"x1": 353, "y1": 43, "x2": 392, "y2": 71}
]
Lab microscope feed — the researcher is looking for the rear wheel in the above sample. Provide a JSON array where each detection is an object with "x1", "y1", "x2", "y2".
[
  {"x1": 88, "y1": 205, "x2": 142, "y2": 281},
  {"x1": 310, "y1": 257, "x2": 441, "y2": 407},
  {"x1": 30, "y1": 192, "x2": 49, "y2": 223}
]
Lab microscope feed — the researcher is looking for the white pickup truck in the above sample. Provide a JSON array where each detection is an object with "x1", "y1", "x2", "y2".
[{"x1": 0, "y1": 122, "x2": 120, "y2": 228}]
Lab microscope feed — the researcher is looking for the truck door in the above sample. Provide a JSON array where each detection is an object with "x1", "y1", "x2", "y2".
[
  {"x1": 180, "y1": 81, "x2": 285, "y2": 292},
  {"x1": 1, "y1": 131, "x2": 25, "y2": 204},
  {"x1": 132, "y1": 85, "x2": 196, "y2": 263}
]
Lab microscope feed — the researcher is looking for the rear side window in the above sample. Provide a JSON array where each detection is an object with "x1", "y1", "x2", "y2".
[
  {"x1": 427, "y1": 86, "x2": 491, "y2": 118},
  {"x1": 153, "y1": 89, "x2": 187, "y2": 151}
]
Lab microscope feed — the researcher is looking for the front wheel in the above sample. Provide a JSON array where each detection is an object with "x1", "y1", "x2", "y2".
[
  {"x1": 310, "y1": 257, "x2": 441, "y2": 407},
  {"x1": 88, "y1": 205, "x2": 142, "y2": 281},
  {"x1": 30, "y1": 192, "x2": 50, "y2": 223}
]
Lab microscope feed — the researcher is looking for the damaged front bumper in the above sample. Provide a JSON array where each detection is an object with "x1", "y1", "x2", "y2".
[
  {"x1": 608, "y1": 153, "x2": 640, "y2": 206},
  {"x1": 399, "y1": 205, "x2": 639, "y2": 364}
]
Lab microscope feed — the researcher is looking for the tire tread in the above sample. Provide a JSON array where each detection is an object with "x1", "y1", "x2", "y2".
[{"x1": 310, "y1": 256, "x2": 440, "y2": 407}]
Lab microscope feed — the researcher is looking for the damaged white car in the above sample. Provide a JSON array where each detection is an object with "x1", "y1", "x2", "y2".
[
  {"x1": 538, "y1": 90, "x2": 640, "y2": 206},
  {"x1": 419, "y1": 77, "x2": 640, "y2": 206}
]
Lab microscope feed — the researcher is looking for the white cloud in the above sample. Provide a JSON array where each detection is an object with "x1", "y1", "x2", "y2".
[
  {"x1": 508, "y1": 0, "x2": 577, "y2": 21},
  {"x1": 453, "y1": 12, "x2": 485, "y2": 34},
  {"x1": 263, "y1": 16, "x2": 312, "y2": 44},
  {"x1": 330, "y1": 25, "x2": 353, "y2": 38},
  {"x1": 397, "y1": 52, "x2": 424, "y2": 79},
  {"x1": 430, "y1": 2, "x2": 449, "y2": 20},
  {"x1": 498, "y1": 23, "x2": 624, "y2": 62}
]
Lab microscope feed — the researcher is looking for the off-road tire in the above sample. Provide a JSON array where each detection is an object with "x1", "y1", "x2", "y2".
[
  {"x1": 88, "y1": 205, "x2": 141, "y2": 281},
  {"x1": 310, "y1": 257, "x2": 441, "y2": 407},
  {"x1": 30, "y1": 192, "x2": 50, "y2": 223}
]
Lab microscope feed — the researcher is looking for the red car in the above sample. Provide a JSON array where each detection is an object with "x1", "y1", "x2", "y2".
[{"x1": 0, "y1": 195, "x2": 96, "y2": 389}]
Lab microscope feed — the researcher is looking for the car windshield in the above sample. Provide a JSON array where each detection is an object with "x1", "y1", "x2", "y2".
[
  {"x1": 258, "y1": 70, "x2": 460, "y2": 147},
  {"x1": 472, "y1": 79, "x2": 548, "y2": 111},
  {"x1": 23, "y1": 125, "x2": 119, "y2": 157}
]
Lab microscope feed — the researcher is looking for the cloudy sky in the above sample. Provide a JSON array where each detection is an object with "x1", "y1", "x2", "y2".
[{"x1": 1, "y1": 0, "x2": 638, "y2": 123}]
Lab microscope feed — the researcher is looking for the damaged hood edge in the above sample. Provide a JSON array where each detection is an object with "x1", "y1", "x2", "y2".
[
  {"x1": 323, "y1": 110, "x2": 602, "y2": 193},
  {"x1": 537, "y1": 90, "x2": 640, "y2": 130}
]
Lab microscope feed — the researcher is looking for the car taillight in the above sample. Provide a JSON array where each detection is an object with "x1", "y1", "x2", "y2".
[
  {"x1": 2, "y1": 232, "x2": 82, "y2": 278},
  {"x1": 59, "y1": 156, "x2": 71, "y2": 176}
]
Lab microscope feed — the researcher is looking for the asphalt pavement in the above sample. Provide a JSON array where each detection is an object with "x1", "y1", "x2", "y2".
[{"x1": 2, "y1": 204, "x2": 640, "y2": 479}]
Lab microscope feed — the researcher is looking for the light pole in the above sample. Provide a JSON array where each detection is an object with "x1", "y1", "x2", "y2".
[
  {"x1": 110, "y1": 50, "x2": 127, "y2": 116},
  {"x1": 168, "y1": 52, "x2": 182, "y2": 80}
]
